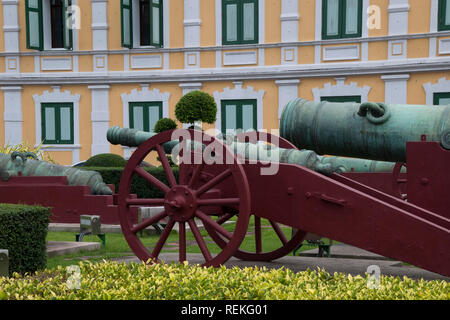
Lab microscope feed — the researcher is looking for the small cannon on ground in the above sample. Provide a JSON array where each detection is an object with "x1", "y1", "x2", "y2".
[
  {"x1": 0, "y1": 152, "x2": 136, "y2": 224},
  {"x1": 108, "y1": 98, "x2": 450, "y2": 277}
]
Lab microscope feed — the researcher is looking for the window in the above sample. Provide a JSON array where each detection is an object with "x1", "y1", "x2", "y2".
[
  {"x1": 25, "y1": 0, "x2": 73, "y2": 50},
  {"x1": 222, "y1": 0, "x2": 258, "y2": 45},
  {"x1": 438, "y1": 0, "x2": 450, "y2": 31},
  {"x1": 129, "y1": 102, "x2": 163, "y2": 132},
  {"x1": 434, "y1": 93, "x2": 450, "y2": 105},
  {"x1": 221, "y1": 100, "x2": 257, "y2": 133},
  {"x1": 41, "y1": 103, "x2": 74, "y2": 144},
  {"x1": 321, "y1": 96, "x2": 362, "y2": 103},
  {"x1": 121, "y1": 0, "x2": 163, "y2": 48},
  {"x1": 322, "y1": 0, "x2": 362, "y2": 39}
]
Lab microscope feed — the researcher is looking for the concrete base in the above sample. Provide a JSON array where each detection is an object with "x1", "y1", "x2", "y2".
[
  {"x1": 48, "y1": 222, "x2": 206, "y2": 234},
  {"x1": 298, "y1": 243, "x2": 394, "y2": 261},
  {"x1": 46, "y1": 241, "x2": 101, "y2": 257}
]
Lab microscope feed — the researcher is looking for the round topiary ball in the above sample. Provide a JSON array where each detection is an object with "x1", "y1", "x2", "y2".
[
  {"x1": 175, "y1": 90, "x2": 217, "y2": 125},
  {"x1": 84, "y1": 153, "x2": 127, "y2": 167},
  {"x1": 154, "y1": 117, "x2": 178, "y2": 133}
]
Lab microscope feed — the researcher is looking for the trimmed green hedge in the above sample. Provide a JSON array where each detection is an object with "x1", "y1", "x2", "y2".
[
  {"x1": 84, "y1": 153, "x2": 127, "y2": 167},
  {"x1": 82, "y1": 166, "x2": 179, "y2": 198},
  {"x1": 0, "y1": 204, "x2": 51, "y2": 276},
  {"x1": 0, "y1": 261, "x2": 448, "y2": 300}
]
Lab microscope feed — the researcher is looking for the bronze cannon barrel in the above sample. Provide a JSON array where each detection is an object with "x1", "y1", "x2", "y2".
[
  {"x1": 0, "y1": 152, "x2": 112, "y2": 195},
  {"x1": 280, "y1": 98, "x2": 450, "y2": 163},
  {"x1": 107, "y1": 126, "x2": 398, "y2": 174}
]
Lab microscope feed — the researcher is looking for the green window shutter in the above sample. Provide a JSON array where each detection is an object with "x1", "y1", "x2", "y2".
[
  {"x1": 150, "y1": 0, "x2": 163, "y2": 47},
  {"x1": 223, "y1": 0, "x2": 258, "y2": 45},
  {"x1": 129, "y1": 102, "x2": 163, "y2": 132},
  {"x1": 438, "y1": 0, "x2": 450, "y2": 31},
  {"x1": 41, "y1": 103, "x2": 74, "y2": 144},
  {"x1": 63, "y1": 0, "x2": 73, "y2": 50},
  {"x1": 433, "y1": 93, "x2": 450, "y2": 106},
  {"x1": 121, "y1": 0, "x2": 133, "y2": 48},
  {"x1": 321, "y1": 96, "x2": 362, "y2": 103},
  {"x1": 26, "y1": 0, "x2": 44, "y2": 51},
  {"x1": 323, "y1": 0, "x2": 361, "y2": 39},
  {"x1": 221, "y1": 100, "x2": 257, "y2": 133}
]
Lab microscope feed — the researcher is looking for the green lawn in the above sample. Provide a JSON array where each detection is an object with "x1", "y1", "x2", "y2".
[{"x1": 46, "y1": 216, "x2": 324, "y2": 269}]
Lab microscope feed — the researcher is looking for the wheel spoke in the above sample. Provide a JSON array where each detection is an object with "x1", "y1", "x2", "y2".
[
  {"x1": 196, "y1": 209, "x2": 233, "y2": 240},
  {"x1": 188, "y1": 163, "x2": 205, "y2": 188},
  {"x1": 179, "y1": 222, "x2": 186, "y2": 263},
  {"x1": 131, "y1": 210, "x2": 168, "y2": 234},
  {"x1": 216, "y1": 212, "x2": 235, "y2": 225},
  {"x1": 126, "y1": 198, "x2": 165, "y2": 206},
  {"x1": 255, "y1": 217, "x2": 262, "y2": 254},
  {"x1": 270, "y1": 220, "x2": 288, "y2": 245},
  {"x1": 197, "y1": 198, "x2": 240, "y2": 207},
  {"x1": 134, "y1": 166, "x2": 170, "y2": 194},
  {"x1": 188, "y1": 219, "x2": 212, "y2": 262},
  {"x1": 156, "y1": 144, "x2": 177, "y2": 188},
  {"x1": 195, "y1": 169, "x2": 232, "y2": 196},
  {"x1": 151, "y1": 218, "x2": 175, "y2": 258}
]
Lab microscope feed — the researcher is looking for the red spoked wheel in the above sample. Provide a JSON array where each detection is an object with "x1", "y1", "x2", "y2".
[
  {"x1": 392, "y1": 162, "x2": 407, "y2": 200},
  {"x1": 118, "y1": 129, "x2": 251, "y2": 267},
  {"x1": 204, "y1": 131, "x2": 308, "y2": 262}
]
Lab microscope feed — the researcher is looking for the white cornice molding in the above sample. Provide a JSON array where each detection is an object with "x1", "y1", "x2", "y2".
[
  {"x1": 312, "y1": 77, "x2": 371, "y2": 102},
  {"x1": 2, "y1": 57, "x2": 449, "y2": 85}
]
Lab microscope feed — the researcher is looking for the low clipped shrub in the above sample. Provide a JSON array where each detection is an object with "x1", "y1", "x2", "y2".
[
  {"x1": 154, "y1": 118, "x2": 178, "y2": 133},
  {"x1": 0, "y1": 261, "x2": 448, "y2": 300},
  {"x1": 0, "y1": 204, "x2": 51, "y2": 276},
  {"x1": 175, "y1": 90, "x2": 217, "y2": 125},
  {"x1": 84, "y1": 153, "x2": 127, "y2": 168},
  {"x1": 82, "y1": 166, "x2": 179, "y2": 198}
]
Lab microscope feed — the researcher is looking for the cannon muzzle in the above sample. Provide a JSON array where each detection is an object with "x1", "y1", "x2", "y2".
[
  {"x1": 280, "y1": 98, "x2": 450, "y2": 163},
  {"x1": 107, "y1": 126, "x2": 400, "y2": 175},
  {"x1": 0, "y1": 152, "x2": 112, "y2": 195}
]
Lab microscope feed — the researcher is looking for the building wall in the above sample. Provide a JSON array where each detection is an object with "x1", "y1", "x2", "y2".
[{"x1": 0, "y1": 0, "x2": 449, "y2": 165}]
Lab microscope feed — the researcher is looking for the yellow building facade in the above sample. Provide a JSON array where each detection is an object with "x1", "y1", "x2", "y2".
[{"x1": 0, "y1": 0, "x2": 450, "y2": 165}]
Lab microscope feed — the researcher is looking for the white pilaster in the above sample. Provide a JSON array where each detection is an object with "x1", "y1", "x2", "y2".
[
  {"x1": 91, "y1": 0, "x2": 109, "y2": 72},
  {"x1": 184, "y1": 0, "x2": 201, "y2": 68},
  {"x1": 281, "y1": 0, "x2": 299, "y2": 65},
  {"x1": 429, "y1": 0, "x2": 439, "y2": 57},
  {"x1": 381, "y1": 74, "x2": 410, "y2": 104},
  {"x1": 2, "y1": 0, "x2": 20, "y2": 74},
  {"x1": 2, "y1": 0, "x2": 19, "y2": 52},
  {"x1": 388, "y1": 0, "x2": 410, "y2": 60},
  {"x1": 1, "y1": 86, "x2": 22, "y2": 146},
  {"x1": 275, "y1": 80, "x2": 300, "y2": 121},
  {"x1": 89, "y1": 85, "x2": 111, "y2": 156}
]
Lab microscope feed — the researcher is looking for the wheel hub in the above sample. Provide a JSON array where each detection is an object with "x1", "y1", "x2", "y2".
[{"x1": 164, "y1": 186, "x2": 197, "y2": 222}]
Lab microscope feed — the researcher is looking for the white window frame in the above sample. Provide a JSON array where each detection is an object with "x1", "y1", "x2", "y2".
[
  {"x1": 41, "y1": 0, "x2": 78, "y2": 51},
  {"x1": 213, "y1": 81, "x2": 265, "y2": 133},
  {"x1": 130, "y1": 0, "x2": 169, "y2": 48},
  {"x1": 33, "y1": 86, "x2": 81, "y2": 164},
  {"x1": 121, "y1": 84, "x2": 170, "y2": 158},
  {"x1": 423, "y1": 77, "x2": 450, "y2": 105}
]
